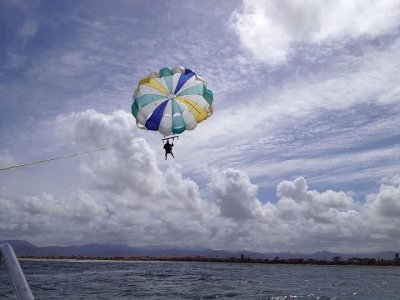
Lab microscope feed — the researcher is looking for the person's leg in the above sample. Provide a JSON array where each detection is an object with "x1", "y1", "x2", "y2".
[
  {"x1": 165, "y1": 153, "x2": 167, "y2": 160},
  {"x1": 171, "y1": 152, "x2": 175, "y2": 158}
]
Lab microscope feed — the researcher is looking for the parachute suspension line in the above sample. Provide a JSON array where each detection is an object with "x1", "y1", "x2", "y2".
[{"x1": 0, "y1": 141, "x2": 138, "y2": 171}]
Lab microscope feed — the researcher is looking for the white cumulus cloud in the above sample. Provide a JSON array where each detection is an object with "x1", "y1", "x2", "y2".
[
  {"x1": 231, "y1": 0, "x2": 400, "y2": 64},
  {"x1": 210, "y1": 169, "x2": 400, "y2": 252},
  {"x1": 2, "y1": 109, "x2": 400, "y2": 253},
  {"x1": 211, "y1": 168, "x2": 269, "y2": 220}
]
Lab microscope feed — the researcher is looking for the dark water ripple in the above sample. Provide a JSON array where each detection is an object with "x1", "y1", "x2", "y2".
[{"x1": 1, "y1": 260, "x2": 400, "y2": 299}]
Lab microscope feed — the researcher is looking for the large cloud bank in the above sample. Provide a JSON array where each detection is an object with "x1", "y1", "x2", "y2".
[
  {"x1": 211, "y1": 169, "x2": 400, "y2": 252},
  {"x1": 1, "y1": 110, "x2": 399, "y2": 253},
  {"x1": 231, "y1": 0, "x2": 400, "y2": 64}
]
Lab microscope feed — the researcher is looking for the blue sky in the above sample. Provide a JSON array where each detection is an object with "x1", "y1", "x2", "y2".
[{"x1": 1, "y1": 0, "x2": 400, "y2": 253}]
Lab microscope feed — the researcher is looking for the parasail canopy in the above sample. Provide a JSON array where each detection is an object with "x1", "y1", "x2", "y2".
[{"x1": 131, "y1": 66, "x2": 213, "y2": 135}]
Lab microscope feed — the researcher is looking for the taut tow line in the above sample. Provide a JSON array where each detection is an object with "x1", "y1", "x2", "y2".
[{"x1": 0, "y1": 142, "x2": 135, "y2": 171}]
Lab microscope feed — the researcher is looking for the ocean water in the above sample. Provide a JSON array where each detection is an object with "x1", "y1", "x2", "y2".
[{"x1": 1, "y1": 260, "x2": 399, "y2": 299}]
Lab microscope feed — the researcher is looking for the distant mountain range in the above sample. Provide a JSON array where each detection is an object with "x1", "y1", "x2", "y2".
[{"x1": 1, "y1": 240, "x2": 397, "y2": 260}]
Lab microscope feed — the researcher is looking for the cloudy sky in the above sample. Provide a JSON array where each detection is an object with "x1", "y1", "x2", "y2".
[{"x1": 1, "y1": 0, "x2": 400, "y2": 253}]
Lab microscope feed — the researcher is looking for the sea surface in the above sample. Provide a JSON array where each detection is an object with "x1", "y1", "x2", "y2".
[{"x1": 1, "y1": 260, "x2": 399, "y2": 299}]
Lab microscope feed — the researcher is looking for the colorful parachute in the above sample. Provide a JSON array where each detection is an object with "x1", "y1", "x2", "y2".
[{"x1": 131, "y1": 67, "x2": 213, "y2": 135}]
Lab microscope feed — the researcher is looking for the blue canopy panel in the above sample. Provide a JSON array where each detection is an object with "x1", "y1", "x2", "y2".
[
  {"x1": 174, "y1": 69, "x2": 195, "y2": 94},
  {"x1": 145, "y1": 100, "x2": 169, "y2": 131}
]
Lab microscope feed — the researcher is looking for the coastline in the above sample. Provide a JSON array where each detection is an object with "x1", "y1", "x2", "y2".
[{"x1": 18, "y1": 255, "x2": 400, "y2": 266}]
